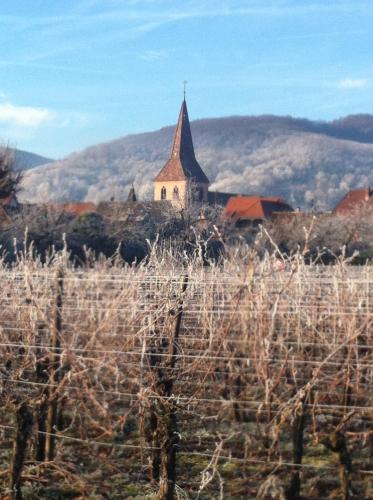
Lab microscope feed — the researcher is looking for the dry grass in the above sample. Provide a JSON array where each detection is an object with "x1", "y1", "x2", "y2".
[{"x1": 0, "y1": 244, "x2": 372, "y2": 498}]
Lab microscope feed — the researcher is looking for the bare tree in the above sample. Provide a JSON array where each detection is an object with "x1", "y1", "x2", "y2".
[
  {"x1": 261, "y1": 205, "x2": 373, "y2": 260},
  {"x1": 0, "y1": 147, "x2": 22, "y2": 200}
]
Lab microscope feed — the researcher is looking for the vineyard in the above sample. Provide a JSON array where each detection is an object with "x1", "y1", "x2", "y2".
[{"x1": 0, "y1": 246, "x2": 372, "y2": 499}]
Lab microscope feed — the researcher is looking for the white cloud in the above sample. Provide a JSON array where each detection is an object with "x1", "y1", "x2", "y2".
[
  {"x1": 0, "y1": 102, "x2": 54, "y2": 127},
  {"x1": 338, "y1": 78, "x2": 368, "y2": 89},
  {"x1": 140, "y1": 49, "x2": 167, "y2": 61}
]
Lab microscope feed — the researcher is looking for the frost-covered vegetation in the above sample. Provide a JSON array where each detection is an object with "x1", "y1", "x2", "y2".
[
  {"x1": 1, "y1": 199, "x2": 373, "y2": 266},
  {"x1": 0, "y1": 243, "x2": 372, "y2": 498}
]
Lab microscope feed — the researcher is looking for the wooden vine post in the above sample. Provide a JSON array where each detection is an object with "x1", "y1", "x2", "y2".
[
  {"x1": 148, "y1": 274, "x2": 188, "y2": 500},
  {"x1": 158, "y1": 274, "x2": 188, "y2": 500},
  {"x1": 9, "y1": 402, "x2": 33, "y2": 500},
  {"x1": 45, "y1": 266, "x2": 64, "y2": 461},
  {"x1": 287, "y1": 398, "x2": 306, "y2": 500},
  {"x1": 35, "y1": 323, "x2": 49, "y2": 461},
  {"x1": 323, "y1": 430, "x2": 352, "y2": 500},
  {"x1": 321, "y1": 341, "x2": 354, "y2": 500}
]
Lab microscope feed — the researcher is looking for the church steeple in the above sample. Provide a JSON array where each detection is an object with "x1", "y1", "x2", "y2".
[
  {"x1": 154, "y1": 98, "x2": 209, "y2": 184},
  {"x1": 154, "y1": 95, "x2": 210, "y2": 208},
  {"x1": 170, "y1": 100, "x2": 196, "y2": 159}
]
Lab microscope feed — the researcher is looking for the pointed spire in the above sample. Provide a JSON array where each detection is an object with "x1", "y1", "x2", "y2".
[
  {"x1": 154, "y1": 98, "x2": 209, "y2": 184},
  {"x1": 170, "y1": 99, "x2": 197, "y2": 162},
  {"x1": 127, "y1": 184, "x2": 137, "y2": 202}
]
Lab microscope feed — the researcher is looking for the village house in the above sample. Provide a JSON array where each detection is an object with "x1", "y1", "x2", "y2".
[
  {"x1": 333, "y1": 187, "x2": 373, "y2": 214},
  {"x1": 224, "y1": 195, "x2": 294, "y2": 227}
]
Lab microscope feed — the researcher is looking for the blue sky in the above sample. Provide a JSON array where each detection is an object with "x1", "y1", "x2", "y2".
[{"x1": 0, "y1": 0, "x2": 373, "y2": 158}]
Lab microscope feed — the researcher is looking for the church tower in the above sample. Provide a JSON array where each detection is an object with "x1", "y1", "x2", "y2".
[{"x1": 154, "y1": 97, "x2": 209, "y2": 209}]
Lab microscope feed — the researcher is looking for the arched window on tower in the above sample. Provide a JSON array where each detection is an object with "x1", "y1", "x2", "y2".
[
  {"x1": 173, "y1": 186, "x2": 179, "y2": 200},
  {"x1": 161, "y1": 186, "x2": 167, "y2": 200}
]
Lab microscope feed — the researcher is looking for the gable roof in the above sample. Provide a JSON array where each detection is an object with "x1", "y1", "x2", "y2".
[
  {"x1": 225, "y1": 195, "x2": 293, "y2": 220},
  {"x1": 333, "y1": 187, "x2": 373, "y2": 213},
  {"x1": 154, "y1": 99, "x2": 209, "y2": 184},
  {"x1": 48, "y1": 202, "x2": 97, "y2": 216}
]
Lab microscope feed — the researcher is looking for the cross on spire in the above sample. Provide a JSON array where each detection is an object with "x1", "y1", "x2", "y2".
[{"x1": 183, "y1": 80, "x2": 187, "y2": 100}]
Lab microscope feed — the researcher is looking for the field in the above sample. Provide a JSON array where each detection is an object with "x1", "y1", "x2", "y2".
[{"x1": 0, "y1": 246, "x2": 372, "y2": 499}]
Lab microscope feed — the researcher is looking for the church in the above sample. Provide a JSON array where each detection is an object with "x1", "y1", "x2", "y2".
[
  {"x1": 153, "y1": 96, "x2": 293, "y2": 222},
  {"x1": 153, "y1": 95, "x2": 247, "y2": 209},
  {"x1": 153, "y1": 97, "x2": 210, "y2": 209}
]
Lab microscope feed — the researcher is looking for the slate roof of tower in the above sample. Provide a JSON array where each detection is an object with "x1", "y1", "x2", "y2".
[{"x1": 154, "y1": 99, "x2": 209, "y2": 184}]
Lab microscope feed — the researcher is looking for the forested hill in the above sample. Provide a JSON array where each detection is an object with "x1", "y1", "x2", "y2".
[
  {"x1": 14, "y1": 149, "x2": 51, "y2": 171},
  {"x1": 20, "y1": 114, "x2": 373, "y2": 210}
]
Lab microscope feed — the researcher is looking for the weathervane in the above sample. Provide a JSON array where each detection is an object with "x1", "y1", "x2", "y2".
[{"x1": 183, "y1": 80, "x2": 187, "y2": 100}]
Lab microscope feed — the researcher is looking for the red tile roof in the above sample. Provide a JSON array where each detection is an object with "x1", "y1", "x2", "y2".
[
  {"x1": 225, "y1": 195, "x2": 293, "y2": 220},
  {"x1": 50, "y1": 202, "x2": 97, "y2": 216},
  {"x1": 0, "y1": 195, "x2": 16, "y2": 207},
  {"x1": 154, "y1": 99, "x2": 209, "y2": 184},
  {"x1": 333, "y1": 187, "x2": 373, "y2": 214},
  {"x1": 0, "y1": 195, "x2": 13, "y2": 207}
]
